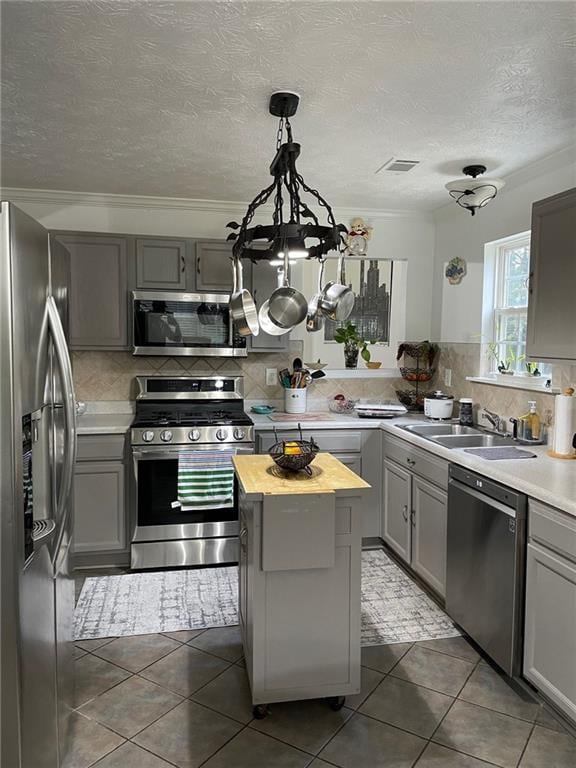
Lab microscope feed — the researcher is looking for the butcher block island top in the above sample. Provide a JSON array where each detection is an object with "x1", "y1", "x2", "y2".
[{"x1": 232, "y1": 452, "x2": 371, "y2": 497}]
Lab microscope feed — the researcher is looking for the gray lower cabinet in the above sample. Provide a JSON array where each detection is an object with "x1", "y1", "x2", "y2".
[
  {"x1": 195, "y1": 240, "x2": 234, "y2": 292},
  {"x1": 526, "y1": 187, "x2": 576, "y2": 363},
  {"x1": 256, "y1": 428, "x2": 381, "y2": 537},
  {"x1": 524, "y1": 501, "x2": 576, "y2": 722},
  {"x1": 411, "y1": 476, "x2": 447, "y2": 596},
  {"x1": 382, "y1": 459, "x2": 412, "y2": 563},
  {"x1": 249, "y1": 262, "x2": 289, "y2": 352},
  {"x1": 72, "y1": 435, "x2": 129, "y2": 568},
  {"x1": 135, "y1": 238, "x2": 187, "y2": 290},
  {"x1": 382, "y1": 436, "x2": 448, "y2": 597},
  {"x1": 56, "y1": 233, "x2": 130, "y2": 350}
]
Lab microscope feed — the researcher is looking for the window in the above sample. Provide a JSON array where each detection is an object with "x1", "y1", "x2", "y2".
[{"x1": 484, "y1": 233, "x2": 550, "y2": 376}]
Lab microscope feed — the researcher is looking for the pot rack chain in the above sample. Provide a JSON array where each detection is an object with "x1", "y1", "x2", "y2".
[{"x1": 231, "y1": 104, "x2": 346, "y2": 262}]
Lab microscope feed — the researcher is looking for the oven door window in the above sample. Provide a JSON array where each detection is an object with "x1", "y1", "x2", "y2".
[
  {"x1": 134, "y1": 298, "x2": 231, "y2": 350},
  {"x1": 137, "y1": 455, "x2": 238, "y2": 527}
]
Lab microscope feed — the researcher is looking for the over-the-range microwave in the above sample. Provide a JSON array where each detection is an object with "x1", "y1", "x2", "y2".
[{"x1": 132, "y1": 291, "x2": 247, "y2": 357}]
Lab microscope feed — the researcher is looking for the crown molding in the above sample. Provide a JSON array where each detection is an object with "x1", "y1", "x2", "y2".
[
  {"x1": 433, "y1": 143, "x2": 576, "y2": 216},
  {"x1": 0, "y1": 186, "x2": 429, "y2": 221}
]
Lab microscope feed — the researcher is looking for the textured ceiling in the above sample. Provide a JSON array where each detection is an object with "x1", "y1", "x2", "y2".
[{"x1": 2, "y1": 1, "x2": 575, "y2": 210}]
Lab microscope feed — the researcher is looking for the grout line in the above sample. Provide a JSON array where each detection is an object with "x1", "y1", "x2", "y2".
[
  {"x1": 194, "y1": 723, "x2": 251, "y2": 768},
  {"x1": 456, "y1": 694, "x2": 541, "y2": 727},
  {"x1": 514, "y1": 721, "x2": 537, "y2": 768}
]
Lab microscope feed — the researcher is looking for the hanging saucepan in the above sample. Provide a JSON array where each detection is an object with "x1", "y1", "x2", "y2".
[
  {"x1": 267, "y1": 250, "x2": 308, "y2": 330},
  {"x1": 229, "y1": 256, "x2": 259, "y2": 336},
  {"x1": 319, "y1": 250, "x2": 355, "y2": 322},
  {"x1": 258, "y1": 267, "x2": 291, "y2": 336},
  {"x1": 306, "y1": 258, "x2": 325, "y2": 333}
]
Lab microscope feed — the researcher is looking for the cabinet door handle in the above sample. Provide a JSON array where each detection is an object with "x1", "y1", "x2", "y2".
[
  {"x1": 410, "y1": 509, "x2": 416, "y2": 527},
  {"x1": 406, "y1": 458, "x2": 416, "y2": 467},
  {"x1": 181, "y1": 254, "x2": 185, "y2": 273},
  {"x1": 402, "y1": 505, "x2": 409, "y2": 521},
  {"x1": 239, "y1": 527, "x2": 248, "y2": 550},
  {"x1": 197, "y1": 257, "x2": 201, "y2": 274}
]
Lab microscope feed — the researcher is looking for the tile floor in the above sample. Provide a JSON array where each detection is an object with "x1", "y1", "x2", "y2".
[{"x1": 67, "y1": 625, "x2": 576, "y2": 768}]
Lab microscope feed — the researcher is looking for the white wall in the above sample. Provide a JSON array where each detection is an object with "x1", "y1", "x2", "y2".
[
  {"x1": 6, "y1": 189, "x2": 436, "y2": 341},
  {"x1": 431, "y1": 146, "x2": 576, "y2": 341}
]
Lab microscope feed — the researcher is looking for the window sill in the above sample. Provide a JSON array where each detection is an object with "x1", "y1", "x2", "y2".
[
  {"x1": 322, "y1": 368, "x2": 400, "y2": 379},
  {"x1": 466, "y1": 375, "x2": 558, "y2": 394}
]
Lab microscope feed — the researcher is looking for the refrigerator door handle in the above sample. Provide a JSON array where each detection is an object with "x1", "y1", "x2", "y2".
[{"x1": 46, "y1": 295, "x2": 77, "y2": 550}]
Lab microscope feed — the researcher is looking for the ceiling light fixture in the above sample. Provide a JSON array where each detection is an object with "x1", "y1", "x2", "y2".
[
  {"x1": 226, "y1": 91, "x2": 346, "y2": 262},
  {"x1": 445, "y1": 164, "x2": 505, "y2": 216}
]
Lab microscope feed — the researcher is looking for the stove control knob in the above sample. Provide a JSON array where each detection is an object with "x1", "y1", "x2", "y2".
[
  {"x1": 216, "y1": 428, "x2": 228, "y2": 441},
  {"x1": 188, "y1": 429, "x2": 201, "y2": 442},
  {"x1": 233, "y1": 428, "x2": 245, "y2": 441},
  {"x1": 142, "y1": 430, "x2": 155, "y2": 443},
  {"x1": 160, "y1": 430, "x2": 173, "y2": 442}
]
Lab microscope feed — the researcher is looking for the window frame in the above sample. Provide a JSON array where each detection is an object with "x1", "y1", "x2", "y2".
[{"x1": 482, "y1": 232, "x2": 550, "y2": 379}]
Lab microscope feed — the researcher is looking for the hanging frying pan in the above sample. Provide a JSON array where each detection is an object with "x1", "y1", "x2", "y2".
[{"x1": 229, "y1": 256, "x2": 259, "y2": 336}]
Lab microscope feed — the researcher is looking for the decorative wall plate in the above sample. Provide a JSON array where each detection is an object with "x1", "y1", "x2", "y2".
[{"x1": 445, "y1": 256, "x2": 467, "y2": 284}]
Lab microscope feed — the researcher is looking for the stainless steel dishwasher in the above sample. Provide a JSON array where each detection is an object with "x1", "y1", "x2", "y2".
[{"x1": 446, "y1": 464, "x2": 527, "y2": 677}]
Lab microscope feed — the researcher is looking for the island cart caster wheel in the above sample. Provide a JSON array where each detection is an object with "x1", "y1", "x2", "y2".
[
  {"x1": 328, "y1": 696, "x2": 346, "y2": 711},
  {"x1": 253, "y1": 704, "x2": 269, "y2": 719}
]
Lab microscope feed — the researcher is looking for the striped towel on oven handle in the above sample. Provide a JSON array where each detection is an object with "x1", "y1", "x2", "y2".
[{"x1": 177, "y1": 449, "x2": 235, "y2": 507}]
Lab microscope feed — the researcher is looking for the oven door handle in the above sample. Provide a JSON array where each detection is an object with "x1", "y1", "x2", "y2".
[{"x1": 132, "y1": 446, "x2": 254, "y2": 460}]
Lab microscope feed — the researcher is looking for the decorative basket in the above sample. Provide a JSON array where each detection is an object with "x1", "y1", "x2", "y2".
[
  {"x1": 328, "y1": 398, "x2": 358, "y2": 414},
  {"x1": 399, "y1": 366, "x2": 435, "y2": 382},
  {"x1": 395, "y1": 389, "x2": 425, "y2": 412},
  {"x1": 268, "y1": 426, "x2": 319, "y2": 475}
]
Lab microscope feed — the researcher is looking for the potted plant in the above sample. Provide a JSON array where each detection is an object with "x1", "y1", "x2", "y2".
[
  {"x1": 524, "y1": 361, "x2": 542, "y2": 377},
  {"x1": 498, "y1": 350, "x2": 525, "y2": 375},
  {"x1": 334, "y1": 322, "x2": 371, "y2": 369}
]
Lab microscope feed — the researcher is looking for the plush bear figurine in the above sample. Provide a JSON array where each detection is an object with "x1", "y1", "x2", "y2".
[{"x1": 346, "y1": 217, "x2": 373, "y2": 255}]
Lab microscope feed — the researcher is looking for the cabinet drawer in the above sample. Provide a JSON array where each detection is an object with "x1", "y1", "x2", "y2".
[
  {"x1": 384, "y1": 435, "x2": 448, "y2": 489},
  {"x1": 529, "y1": 500, "x2": 576, "y2": 563},
  {"x1": 257, "y1": 429, "x2": 362, "y2": 454},
  {"x1": 77, "y1": 435, "x2": 125, "y2": 462}
]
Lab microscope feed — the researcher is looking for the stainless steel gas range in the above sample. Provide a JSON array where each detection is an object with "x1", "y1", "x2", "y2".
[{"x1": 130, "y1": 375, "x2": 254, "y2": 570}]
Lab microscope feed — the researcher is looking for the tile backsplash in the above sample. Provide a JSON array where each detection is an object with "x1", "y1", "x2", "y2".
[
  {"x1": 73, "y1": 341, "x2": 575, "y2": 437},
  {"x1": 72, "y1": 341, "x2": 406, "y2": 406},
  {"x1": 437, "y1": 343, "x2": 576, "y2": 435}
]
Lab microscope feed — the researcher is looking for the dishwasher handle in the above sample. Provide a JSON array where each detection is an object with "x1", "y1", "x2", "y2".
[{"x1": 449, "y1": 478, "x2": 517, "y2": 519}]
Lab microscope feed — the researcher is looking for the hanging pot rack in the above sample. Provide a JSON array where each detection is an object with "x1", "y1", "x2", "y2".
[{"x1": 226, "y1": 91, "x2": 347, "y2": 264}]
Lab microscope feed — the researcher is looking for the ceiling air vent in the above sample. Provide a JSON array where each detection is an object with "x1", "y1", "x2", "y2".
[{"x1": 375, "y1": 158, "x2": 420, "y2": 174}]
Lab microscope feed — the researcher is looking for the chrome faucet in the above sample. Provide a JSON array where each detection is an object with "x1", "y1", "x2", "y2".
[{"x1": 481, "y1": 408, "x2": 507, "y2": 435}]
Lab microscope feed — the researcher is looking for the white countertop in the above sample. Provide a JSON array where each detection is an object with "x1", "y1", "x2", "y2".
[
  {"x1": 252, "y1": 411, "x2": 576, "y2": 519},
  {"x1": 77, "y1": 407, "x2": 576, "y2": 518}
]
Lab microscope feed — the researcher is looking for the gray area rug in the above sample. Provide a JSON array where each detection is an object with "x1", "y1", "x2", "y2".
[{"x1": 74, "y1": 549, "x2": 460, "y2": 645}]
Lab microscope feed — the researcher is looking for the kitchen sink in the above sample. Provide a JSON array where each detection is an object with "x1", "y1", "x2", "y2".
[
  {"x1": 402, "y1": 423, "x2": 480, "y2": 437},
  {"x1": 400, "y1": 422, "x2": 515, "y2": 449},
  {"x1": 431, "y1": 433, "x2": 514, "y2": 449}
]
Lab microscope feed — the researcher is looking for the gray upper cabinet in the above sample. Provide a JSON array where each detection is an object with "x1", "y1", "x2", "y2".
[
  {"x1": 382, "y1": 458, "x2": 412, "y2": 564},
  {"x1": 526, "y1": 187, "x2": 576, "y2": 363},
  {"x1": 195, "y1": 240, "x2": 234, "y2": 292},
  {"x1": 56, "y1": 233, "x2": 129, "y2": 350},
  {"x1": 249, "y1": 262, "x2": 290, "y2": 352},
  {"x1": 135, "y1": 238, "x2": 187, "y2": 290}
]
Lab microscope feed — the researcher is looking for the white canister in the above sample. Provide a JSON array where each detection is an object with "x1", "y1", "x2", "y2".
[{"x1": 285, "y1": 388, "x2": 307, "y2": 414}]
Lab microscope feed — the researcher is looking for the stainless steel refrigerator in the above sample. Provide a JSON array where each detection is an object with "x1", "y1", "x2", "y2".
[{"x1": 1, "y1": 203, "x2": 77, "y2": 768}]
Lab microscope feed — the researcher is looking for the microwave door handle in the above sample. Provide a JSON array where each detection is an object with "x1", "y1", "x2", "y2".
[{"x1": 47, "y1": 296, "x2": 77, "y2": 553}]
